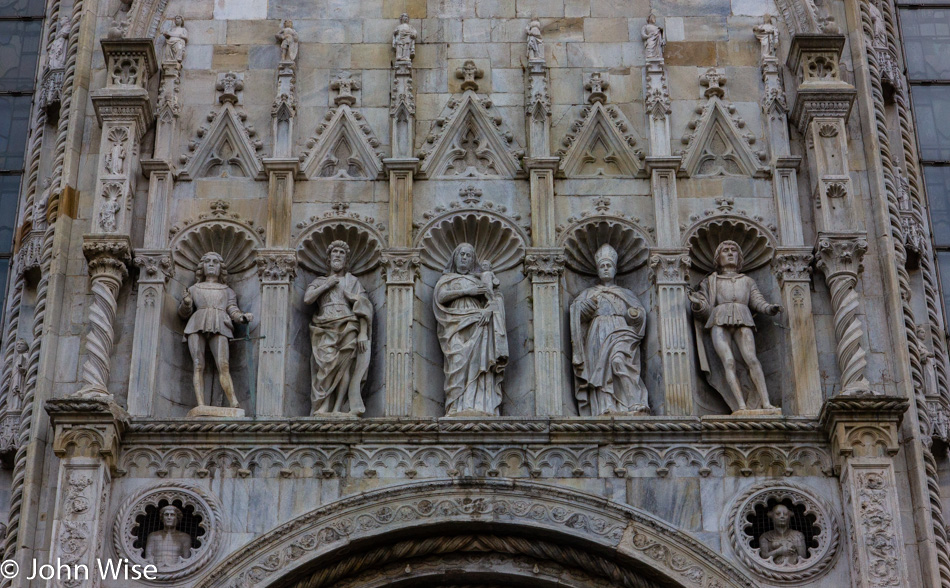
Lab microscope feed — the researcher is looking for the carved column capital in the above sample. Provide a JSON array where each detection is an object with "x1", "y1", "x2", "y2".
[
  {"x1": 83, "y1": 236, "x2": 131, "y2": 282},
  {"x1": 649, "y1": 249, "x2": 691, "y2": 284},
  {"x1": 772, "y1": 247, "x2": 813, "y2": 285},
  {"x1": 381, "y1": 248, "x2": 421, "y2": 285},
  {"x1": 814, "y1": 233, "x2": 868, "y2": 280},
  {"x1": 256, "y1": 249, "x2": 297, "y2": 283},
  {"x1": 46, "y1": 396, "x2": 130, "y2": 472},
  {"x1": 524, "y1": 247, "x2": 565, "y2": 280},
  {"x1": 133, "y1": 249, "x2": 172, "y2": 284},
  {"x1": 819, "y1": 395, "x2": 908, "y2": 471}
]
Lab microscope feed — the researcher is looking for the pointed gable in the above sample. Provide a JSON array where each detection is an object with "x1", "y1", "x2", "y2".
[
  {"x1": 418, "y1": 90, "x2": 524, "y2": 179},
  {"x1": 300, "y1": 104, "x2": 383, "y2": 180},
  {"x1": 180, "y1": 103, "x2": 264, "y2": 180},
  {"x1": 557, "y1": 102, "x2": 642, "y2": 178},
  {"x1": 680, "y1": 99, "x2": 768, "y2": 178}
]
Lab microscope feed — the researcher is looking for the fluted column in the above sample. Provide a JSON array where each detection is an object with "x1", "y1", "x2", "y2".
[
  {"x1": 821, "y1": 397, "x2": 910, "y2": 587},
  {"x1": 650, "y1": 251, "x2": 695, "y2": 415},
  {"x1": 773, "y1": 249, "x2": 822, "y2": 414},
  {"x1": 127, "y1": 250, "x2": 171, "y2": 415},
  {"x1": 382, "y1": 249, "x2": 419, "y2": 416},
  {"x1": 255, "y1": 250, "x2": 296, "y2": 417},
  {"x1": 525, "y1": 248, "x2": 565, "y2": 416}
]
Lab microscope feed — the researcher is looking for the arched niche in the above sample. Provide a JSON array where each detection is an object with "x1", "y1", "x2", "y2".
[
  {"x1": 289, "y1": 216, "x2": 387, "y2": 417},
  {"x1": 193, "y1": 479, "x2": 759, "y2": 588},
  {"x1": 557, "y1": 215, "x2": 652, "y2": 276},
  {"x1": 683, "y1": 214, "x2": 777, "y2": 274},
  {"x1": 414, "y1": 207, "x2": 529, "y2": 272},
  {"x1": 169, "y1": 215, "x2": 264, "y2": 276}
]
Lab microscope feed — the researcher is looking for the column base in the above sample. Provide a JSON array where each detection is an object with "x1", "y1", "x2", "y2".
[{"x1": 187, "y1": 405, "x2": 246, "y2": 418}]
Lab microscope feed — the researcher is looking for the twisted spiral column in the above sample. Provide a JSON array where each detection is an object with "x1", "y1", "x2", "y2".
[
  {"x1": 78, "y1": 240, "x2": 129, "y2": 396},
  {"x1": 815, "y1": 235, "x2": 871, "y2": 394}
]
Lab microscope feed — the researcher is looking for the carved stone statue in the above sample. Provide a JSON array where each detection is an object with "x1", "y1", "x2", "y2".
[
  {"x1": 867, "y1": 1, "x2": 887, "y2": 49},
  {"x1": 48, "y1": 15, "x2": 71, "y2": 69},
  {"x1": 525, "y1": 19, "x2": 543, "y2": 61},
  {"x1": 641, "y1": 14, "x2": 665, "y2": 61},
  {"x1": 688, "y1": 240, "x2": 781, "y2": 414},
  {"x1": 11, "y1": 339, "x2": 28, "y2": 401},
  {"x1": 145, "y1": 505, "x2": 192, "y2": 569},
  {"x1": 178, "y1": 252, "x2": 252, "y2": 417},
  {"x1": 753, "y1": 18, "x2": 780, "y2": 60},
  {"x1": 105, "y1": 139, "x2": 126, "y2": 175},
  {"x1": 304, "y1": 241, "x2": 372, "y2": 416},
  {"x1": 163, "y1": 16, "x2": 188, "y2": 63},
  {"x1": 570, "y1": 245, "x2": 649, "y2": 416},
  {"x1": 434, "y1": 243, "x2": 508, "y2": 416},
  {"x1": 392, "y1": 13, "x2": 417, "y2": 63},
  {"x1": 758, "y1": 504, "x2": 808, "y2": 565},
  {"x1": 276, "y1": 19, "x2": 298, "y2": 63}
]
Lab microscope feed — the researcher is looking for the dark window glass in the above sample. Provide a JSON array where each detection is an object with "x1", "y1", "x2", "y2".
[
  {"x1": 912, "y1": 85, "x2": 950, "y2": 162},
  {"x1": 0, "y1": 21, "x2": 42, "y2": 92},
  {"x1": 938, "y1": 252, "x2": 950, "y2": 312},
  {"x1": 927, "y1": 166, "x2": 950, "y2": 245},
  {"x1": 0, "y1": 95, "x2": 31, "y2": 171},
  {"x1": 0, "y1": 0, "x2": 45, "y2": 18},
  {"x1": 900, "y1": 8, "x2": 950, "y2": 80},
  {"x1": 0, "y1": 175, "x2": 20, "y2": 251}
]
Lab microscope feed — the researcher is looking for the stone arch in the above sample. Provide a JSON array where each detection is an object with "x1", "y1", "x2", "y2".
[
  {"x1": 414, "y1": 206, "x2": 529, "y2": 273},
  {"x1": 168, "y1": 202, "x2": 265, "y2": 275},
  {"x1": 557, "y1": 214, "x2": 652, "y2": 277},
  {"x1": 683, "y1": 215, "x2": 777, "y2": 274},
  {"x1": 294, "y1": 216, "x2": 386, "y2": 276},
  {"x1": 194, "y1": 480, "x2": 757, "y2": 588}
]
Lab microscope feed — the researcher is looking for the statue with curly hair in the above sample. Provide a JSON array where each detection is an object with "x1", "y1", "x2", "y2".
[
  {"x1": 304, "y1": 240, "x2": 372, "y2": 416},
  {"x1": 178, "y1": 252, "x2": 253, "y2": 416}
]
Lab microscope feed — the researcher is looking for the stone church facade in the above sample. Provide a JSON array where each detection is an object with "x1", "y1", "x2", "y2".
[{"x1": 0, "y1": 0, "x2": 948, "y2": 585}]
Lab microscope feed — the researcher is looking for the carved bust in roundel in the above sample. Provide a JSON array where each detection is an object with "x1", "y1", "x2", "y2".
[{"x1": 144, "y1": 506, "x2": 193, "y2": 569}]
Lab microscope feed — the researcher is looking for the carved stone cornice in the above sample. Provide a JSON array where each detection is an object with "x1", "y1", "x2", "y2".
[
  {"x1": 819, "y1": 396, "x2": 908, "y2": 472},
  {"x1": 256, "y1": 249, "x2": 297, "y2": 283},
  {"x1": 382, "y1": 157, "x2": 420, "y2": 174},
  {"x1": 132, "y1": 249, "x2": 172, "y2": 284},
  {"x1": 524, "y1": 247, "x2": 565, "y2": 280},
  {"x1": 772, "y1": 247, "x2": 813, "y2": 285},
  {"x1": 786, "y1": 34, "x2": 856, "y2": 132},
  {"x1": 649, "y1": 249, "x2": 691, "y2": 285},
  {"x1": 46, "y1": 396, "x2": 130, "y2": 471},
  {"x1": 381, "y1": 248, "x2": 421, "y2": 285}
]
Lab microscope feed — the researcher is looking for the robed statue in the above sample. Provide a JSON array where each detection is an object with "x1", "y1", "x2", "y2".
[
  {"x1": 434, "y1": 243, "x2": 508, "y2": 416},
  {"x1": 570, "y1": 244, "x2": 649, "y2": 415},
  {"x1": 304, "y1": 240, "x2": 372, "y2": 416},
  {"x1": 689, "y1": 240, "x2": 781, "y2": 414}
]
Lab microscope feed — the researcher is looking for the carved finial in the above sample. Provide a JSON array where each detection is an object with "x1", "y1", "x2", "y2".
[
  {"x1": 330, "y1": 71, "x2": 361, "y2": 106},
  {"x1": 594, "y1": 196, "x2": 611, "y2": 212},
  {"x1": 584, "y1": 72, "x2": 609, "y2": 104},
  {"x1": 715, "y1": 197, "x2": 734, "y2": 212},
  {"x1": 455, "y1": 60, "x2": 484, "y2": 92},
  {"x1": 216, "y1": 72, "x2": 243, "y2": 104},
  {"x1": 459, "y1": 185, "x2": 483, "y2": 205},
  {"x1": 700, "y1": 68, "x2": 726, "y2": 98},
  {"x1": 331, "y1": 202, "x2": 351, "y2": 214}
]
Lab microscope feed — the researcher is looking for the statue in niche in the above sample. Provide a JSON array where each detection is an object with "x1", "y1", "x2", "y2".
[
  {"x1": 758, "y1": 504, "x2": 808, "y2": 565},
  {"x1": 304, "y1": 240, "x2": 372, "y2": 416},
  {"x1": 105, "y1": 138, "x2": 126, "y2": 175},
  {"x1": 570, "y1": 245, "x2": 649, "y2": 416},
  {"x1": 525, "y1": 19, "x2": 543, "y2": 61},
  {"x1": 11, "y1": 339, "x2": 28, "y2": 401},
  {"x1": 434, "y1": 243, "x2": 508, "y2": 416},
  {"x1": 688, "y1": 241, "x2": 782, "y2": 414},
  {"x1": 144, "y1": 505, "x2": 192, "y2": 569},
  {"x1": 392, "y1": 13, "x2": 417, "y2": 63},
  {"x1": 641, "y1": 14, "x2": 665, "y2": 61},
  {"x1": 48, "y1": 15, "x2": 71, "y2": 69},
  {"x1": 162, "y1": 16, "x2": 188, "y2": 63},
  {"x1": 178, "y1": 252, "x2": 252, "y2": 417},
  {"x1": 276, "y1": 20, "x2": 298, "y2": 63}
]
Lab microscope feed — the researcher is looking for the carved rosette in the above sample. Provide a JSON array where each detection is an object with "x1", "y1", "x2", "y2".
[
  {"x1": 649, "y1": 252, "x2": 691, "y2": 285},
  {"x1": 256, "y1": 250, "x2": 297, "y2": 284},
  {"x1": 814, "y1": 235, "x2": 872, "y2": 395},
  {"x1": 133, "y1": 250, "x2": 172, "y2": 284},
  {"x1": 524, "y1": 248, "x2": 565, "y2": 281},
  {"x1": 79, "y1": 237, "x2": 131, "y2": 397},
  {"x1": 381, "y1": 249, "x2": 421, "y2": 285},
  {"x1": 728, "y1": 482, "x2": 840, "y2": 584},
  {"x1": 112, "y1": 482, "x2": 222, "y2": 583}
]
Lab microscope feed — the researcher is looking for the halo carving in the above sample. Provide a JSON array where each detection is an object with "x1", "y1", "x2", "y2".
[
  {"x1": 558, "y1": 218, "x2": 651, "y2": 275},
  {"x1": 727, "y1": 482, "x2": 840, "y2": 585},
  {"x1": 684, "y1": 216, "x2": 776, "y2": 274},
  {"x1": 295, "y1": 217, "x2": 385, "y2": 276},
  {"x1": 415, "y1": 210, "x2": 529, "y2": 272},
  {"x1": 112, "y1": 482, "x2": 223, "y2": 583},
  {"x1": 169, "y1": 202, "x2": 264, "y2": 275}
]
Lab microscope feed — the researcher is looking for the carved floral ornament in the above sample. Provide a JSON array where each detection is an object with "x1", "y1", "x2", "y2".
[
  {"x1": 112, "y1": 482, "x2": 222, "y2": 583},
  {"x1": 727, "y1": 482, "x2": 841, "y2": 584}
]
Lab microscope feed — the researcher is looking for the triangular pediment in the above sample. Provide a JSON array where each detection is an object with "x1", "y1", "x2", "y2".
[
  {"x1": 180, "y1": 103, "x2": 263, "y2": 180},
  {"x1": 681, "y1": 99, "x2": 768, "y2": 178},
  {"x1": 300, "y1": 105, "x2": 383, "y2": 180},
  {"x1": 419, "y1": 91, "x2": 523, "y2": 179},
  {"x1": 557, "y1": 102, "x2": 642, "y2": 177}
]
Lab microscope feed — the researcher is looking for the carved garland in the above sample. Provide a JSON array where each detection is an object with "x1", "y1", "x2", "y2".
[
  {"x1": 727, "y1": 482, "x2": 840, "y2": 584},
  {"x1": 294, "y1": 203, "x2": 386, "y2": 276},
  {"x1": 112, "y1": 482, "x2": 223, "y2": 583}
]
